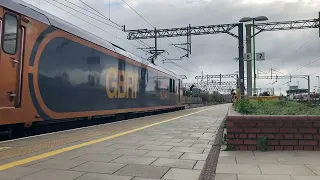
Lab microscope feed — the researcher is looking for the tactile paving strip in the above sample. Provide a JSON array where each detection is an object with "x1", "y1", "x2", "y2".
[{"x1": 198, "y1": 113, "x2": 227, "y2": 180}]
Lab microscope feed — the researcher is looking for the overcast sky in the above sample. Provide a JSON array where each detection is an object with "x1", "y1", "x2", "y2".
[{"x1": 23, "y1": 0, "x2": 320, "y2": 95}]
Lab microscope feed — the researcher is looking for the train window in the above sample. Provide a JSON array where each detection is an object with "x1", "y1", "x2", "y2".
[
  {"x1": 173, "y1": 80, "x2": 176, "y2": 93},
  {"x1": 169, "y1": 78, "x2": 173, "y2": 93},
  {"x1": 2, "y1": 13, "x2": 18, "y2": 55}
]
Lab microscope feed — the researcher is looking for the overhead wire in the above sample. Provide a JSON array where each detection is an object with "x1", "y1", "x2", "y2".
[
  {"x1": 120, "y1": 0, "x2": 202, "y2": 73},
  {"x1": 44, "y1": 0, "x2": 196, "y2": 76},
  {"x1": 43, "y1": 0, "x2": 148, "y2": 60},
  {"x1": 71, "y1": 0, "x2": 159, "y2": 53},
  {"x1": 281, "y1": 31, "x2": 319, "y2": 75},
  {"x1": 49, "y1": 0, "x2": 122, "y2": 30},
  {"x1": 65, "y1": 0, "x2": 122, "y2": 29}
]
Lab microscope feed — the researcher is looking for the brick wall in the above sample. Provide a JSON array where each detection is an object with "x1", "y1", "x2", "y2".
[{"x1": 226, "y1": 109, "x2": 320, "y2": 151}]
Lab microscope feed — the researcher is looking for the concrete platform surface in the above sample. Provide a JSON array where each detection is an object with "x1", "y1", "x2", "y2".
[
  {"x1": 0, "y1": 104, "x2": 230, "y2": 180},
  {"x1": 216, "y1": 150, "x2": 320, "y2": 180}
]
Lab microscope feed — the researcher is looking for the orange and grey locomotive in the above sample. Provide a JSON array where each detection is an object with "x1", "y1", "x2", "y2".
[{"x1": 0, "y1": 0, "x2": 184, "y2": 135}]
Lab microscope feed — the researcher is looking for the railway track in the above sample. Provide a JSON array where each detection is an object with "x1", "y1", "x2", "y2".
[{"x1": 0, "y1": 108, "x2": 182, "y2": 142}]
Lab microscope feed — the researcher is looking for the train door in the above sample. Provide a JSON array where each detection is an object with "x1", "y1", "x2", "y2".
[
  {"x1": 0, "y1": 9, "x2": 22, "y2": 108},
  {"x1": 178, "y1": 79, "x2": 180, "y2": 103}
]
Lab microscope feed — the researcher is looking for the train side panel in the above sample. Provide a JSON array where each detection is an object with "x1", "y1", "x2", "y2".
[{"x1": 0, "y1": 7, "x2": 183, "y2": 127}]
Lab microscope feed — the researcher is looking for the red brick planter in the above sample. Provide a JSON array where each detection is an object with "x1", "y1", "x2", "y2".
[{"x1": 226, "y1": 108, "x2": 320, "y2": 151}]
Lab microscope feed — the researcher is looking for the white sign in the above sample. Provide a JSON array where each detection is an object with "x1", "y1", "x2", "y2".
[
  {"x1": 256, "y1": 52, "x2": 265, "y2": 61},
  {"x1": 243, "y1": 52, "x2": 265, "y2": 61},
  {"x1": 244, "y1": 53, "x2": 252, "y2": 61}
]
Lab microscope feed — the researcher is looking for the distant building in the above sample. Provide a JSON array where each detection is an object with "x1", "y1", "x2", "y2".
[{"x1": 286, "y1": 89, "x2": 308, "y2": 101}]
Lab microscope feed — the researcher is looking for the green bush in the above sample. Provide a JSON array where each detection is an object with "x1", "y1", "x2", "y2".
[
  {"x1": 234, "y1": 99, "x2": 255, "y2": 114},
  {"x1": 234, "y1": 99, "x2": 320, "y2": 115}
]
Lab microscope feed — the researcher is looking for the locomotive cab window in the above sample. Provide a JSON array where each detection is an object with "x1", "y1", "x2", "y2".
[
  {"x1": 2, "y1": 13, "x2": 18, "y2": 55},
  {"x1": 169, "y1": 78, "x2": 176, "y2": 93}
]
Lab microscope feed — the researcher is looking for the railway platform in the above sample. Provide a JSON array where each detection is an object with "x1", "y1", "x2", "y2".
[{"x1": 0, "y1": 104, "x2": 230, "y2": 180}]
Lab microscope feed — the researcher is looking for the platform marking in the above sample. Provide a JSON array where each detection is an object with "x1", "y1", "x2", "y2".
[{"x1": 0, "y1": 106, "x2": 218, "y2": 171}]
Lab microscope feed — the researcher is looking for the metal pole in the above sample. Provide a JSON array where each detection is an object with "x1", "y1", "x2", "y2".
[
  {"x1": 245, "y1": 25, "x2": 252, "y2": 96},
  {"x1": 154, "y1": 27, "x2": 157, "y2": 61},
  {"x1": 202, "y1": 71, "x2": 203, "y2": 82},
  {"x1": 238, "y1": 23, "x2": 245, "y2": 96},
  {"x1": 189, "y1": 24, "x2": 192, "y2": 55},
  {"x1": 252, "y1": 19, "x2": 256, "y2": 95},
  {"x1": 308, "y1": 76, "x2": 311, "y2": 103},
  {"x1": 318, "y1": 12, "x2": 320, "y2": 38}
]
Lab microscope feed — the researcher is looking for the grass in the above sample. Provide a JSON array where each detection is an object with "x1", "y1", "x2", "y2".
[{"x1": 234, "y1": 99, "x2": 320, "y2": 115}]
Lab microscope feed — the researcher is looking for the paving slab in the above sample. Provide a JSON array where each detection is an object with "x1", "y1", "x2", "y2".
[
  {"x1": 151, "y1": 158, "x2": 196, "y2": 169},
  {"x1": 219, "y1": 151, "x2": 255, "y2": 157},
  {"x1": 111, "y1": 155, "x2": 157, "y2": 165},
  {"x1": 162, "y1": 168, "x2": 201, "y2": 180},
  {"x1": 216, "y1": 164, "x2": 261, "y2": 174},
  {"x1": 215, "y1": 173, "x2": 237, "y2": 180},
  {"x1": 306, "y1": 165, "x2": 320, "y2": 175},
  {"x1": 259, "y1": 164, "x2": 315, "y2": 175},
  {"x1": 138, "y1": 145, "x2": 173, "y2": 151},
  {"x1": 27, "y1": 158, "x2": 87, "y2": 170},
  {"x1": 71, "y1": 161, "x2": 126, "y2": 174},
  {"x1": 131, "y1": 177, "x2": 161, "y2": 180},
  {"x1": 193, "y1": 160, "x2": 205, "y2": 170},
  {"x1": 180, "y1": 153, "x2": 208, "y2": 161},
  {"x1": 161, "y1": 142, "x2": 193, "y2": 147},
  {"x1": 136, "y1": 141, "x2": 165, "y2": 145},
  {"x1": 191, "y1": 144, "x2": 212, "y2": 148},
  {"x1": 291, "y1": 176, "x2": 320, "y2": 180},
  {"x1": 237, "y1": 174, "x2": 293, "y2": 180},
  {"x1": 109, "y1": 143, "x2": 143, "y2": 149},
  {"x1": 181, "y1": 139, "x2": 209, "y2": 144},
  {"x1": 75, "y1": 173, "x2": 133, "y2": 180},
  {"x1": 278, "y1": 157, "x2": 320, "y2": 165},
  {"x1": 114, "y1": 164, "x2": 170, "y2": 179},
  {"x1": 109, "y1": 149, "x2": 150, "y2": 156},
  {"x1": 143, "y1": 150, "x2": 183, "y2": 158},
  {"x1": 172, "y1": 136, "x2": 200, "y2": 140},
  {"x1": 73, "y1": 153, "x2": 121, "y2": 162},
  {"x1": 0, "y1": 167, "x2": 42, "y2": 180},
  {"x1": 236, "y1": 156, "x2": 280, "y2": 164},
  {"x1": 169, "y1": 147, "x2": 204, "y2": 153},
  {"x1": 156, "y1": 138, "x2": 183, "y2": 143},
  {"x1": 217, "y1": 156, "x2": 236, "y2": 164},
  {"x1": 18, "y1": 169, "x2": 84, "y2": 180}
]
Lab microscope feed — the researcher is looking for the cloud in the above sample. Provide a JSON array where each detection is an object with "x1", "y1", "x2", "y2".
[{"x1": 23, "y1": 0, "x2": 320, "y2": 95}]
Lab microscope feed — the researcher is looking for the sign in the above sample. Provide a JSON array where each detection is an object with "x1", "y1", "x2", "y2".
[
  {"x1": 256, "y1": 52, "x2": 265, "y2": 61},
  {"x1": 243, "y1": 52, "x2": 265, "y2": 61},
  {"x1": 244, "y1": 53, "x2": 252, "y2": 61},
  {"x1": 290, "y1": 86, "x2": 298, "y2": 90}
]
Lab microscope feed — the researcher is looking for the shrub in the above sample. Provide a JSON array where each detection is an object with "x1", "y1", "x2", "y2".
[{"x1": 235, "y1": 99, "x2": 255, "y2": 114}]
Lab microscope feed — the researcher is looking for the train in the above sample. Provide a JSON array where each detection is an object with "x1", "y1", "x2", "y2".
[{"x1": 0, "y1": 0, "x2": 184, "y2": 137}]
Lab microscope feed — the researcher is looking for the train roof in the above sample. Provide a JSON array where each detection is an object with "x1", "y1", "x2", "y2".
[{"x1": 1, "y1": 0, "x2": 181, "y2": 79}]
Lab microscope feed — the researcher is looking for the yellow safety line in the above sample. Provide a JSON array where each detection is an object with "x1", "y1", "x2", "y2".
[{"x1": 0, "y1": 106, "x2": 217, "y2": 171}]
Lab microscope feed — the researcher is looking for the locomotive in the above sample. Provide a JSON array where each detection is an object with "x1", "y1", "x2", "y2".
[{"x1": 0, "y1": 0, "x2": 184, "y2": 137}]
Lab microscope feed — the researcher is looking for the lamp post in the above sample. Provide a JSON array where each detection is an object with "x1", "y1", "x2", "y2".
[
  {"x1": 317, "y1": 76, "x2": 320, "y2": 87},
  {"x1": 239, "y1": 16, "x2": 268, "y2": 96}
]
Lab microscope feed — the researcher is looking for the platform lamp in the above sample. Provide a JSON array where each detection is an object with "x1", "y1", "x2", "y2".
[{"x1": 239, "y1": 16, "x2": 269, "y2": 96}]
